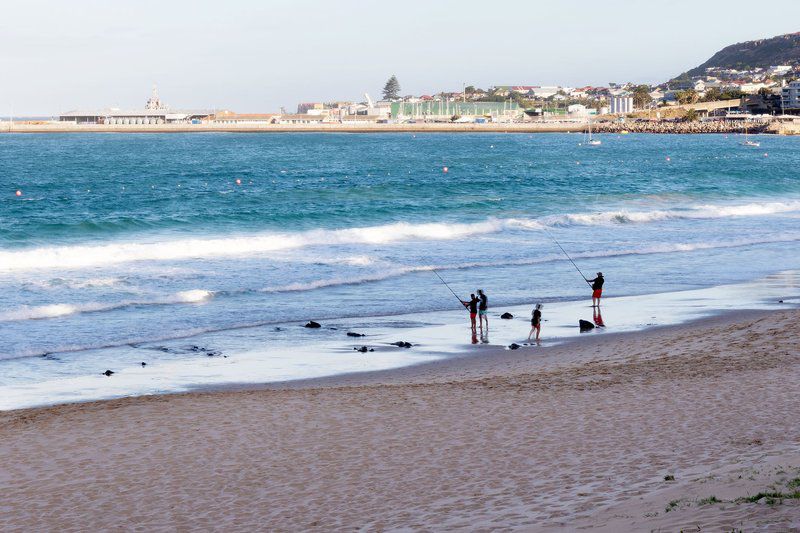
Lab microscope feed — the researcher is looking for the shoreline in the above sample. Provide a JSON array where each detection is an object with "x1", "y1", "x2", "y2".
[
  {"x1": 1, "y1": 121, "x2": 794, "y2": 134},
  {"x1": 1, "y1": 306, "x2": 787, "y2": 416},
  {"x1": 2, "y1": 268, "x2": 797, "y2": 411},
  {"x1": 2, "y1": 307, "x2": 798, "y2": 530}
]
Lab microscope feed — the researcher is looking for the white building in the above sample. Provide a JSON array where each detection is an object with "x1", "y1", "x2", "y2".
[
  {"x1": 567, "y1": 104, "x2": 588, "y2": 115},
  {"x1": 768, "y1": 65, "x2": 792, "y2": 76},
  {"x1": 609, "y1": 95, "x2": 634, "y2": 114},
  {"x1": 59, "y1": 87, "x2": 213, "y2": 125},
  {"x1": 782, "y1": 81, "x2": 800, "y2": 110}
]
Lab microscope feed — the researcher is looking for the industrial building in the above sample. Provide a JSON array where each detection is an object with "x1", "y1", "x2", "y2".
[
  {"x1": 608, "y1": 95, "x2": 634, "y2": 114},
  {"x1": 59, "y1": 87, "x2": 214, "y2": 125},
  {"x1": 390, "y1": 100, "x2": 522, "y2": 121}
]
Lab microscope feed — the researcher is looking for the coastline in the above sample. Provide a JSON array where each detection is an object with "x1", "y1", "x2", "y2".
[
  {"x1": 1, "y1": 121, "x2": 795, "y2": 134},
  {"x1": 2, "y1": 307, "x2": 799, "y2": 530},
  {"x1": 3, "y1": 270, "x2": 797, "y2": 411}
]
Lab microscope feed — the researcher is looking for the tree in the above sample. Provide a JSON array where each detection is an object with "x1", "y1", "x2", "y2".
[
  {"x1": 719, "y1": 89, "x2": 743, "y2": 101},
  {"x1": 684, "y1": 108, "x2": 700, "y2": 122},
  {"x1": 382, "y1": 75, "x2": 401, "y2": 100},
  {"x1": 676, "y1": 89, "x2": 699, "y2": 105},
  {"x1": 632, "y1": 85, "x2": 652, "y2": 109},
  {"x1": 702, "y1": 88, "x2": 722, "y2": 102}
]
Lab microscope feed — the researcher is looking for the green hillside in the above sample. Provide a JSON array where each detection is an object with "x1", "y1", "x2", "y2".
[{"x1": 675, "y1": 32, "x2": 800, "y2": 79}]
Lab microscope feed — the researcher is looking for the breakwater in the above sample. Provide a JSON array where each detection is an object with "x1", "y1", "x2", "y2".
[{"x1": 594, "y1": 120, "x2": 771, "y2": 134}]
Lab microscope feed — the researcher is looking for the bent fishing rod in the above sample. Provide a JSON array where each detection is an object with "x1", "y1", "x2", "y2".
[
  {"x1": 542, "y1": 228, "x2": 589, "y2": 283},
  {"x1": 431, "y1": 268, "x2": 465, "y2": 307}
]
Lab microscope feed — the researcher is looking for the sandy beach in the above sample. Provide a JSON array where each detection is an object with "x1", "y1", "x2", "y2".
[{"x1": 1, "y1": 308, "x2": 799, "y2": 531}]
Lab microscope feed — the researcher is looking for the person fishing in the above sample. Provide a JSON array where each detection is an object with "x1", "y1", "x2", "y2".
[
  {"x1": 461, "y1": 293, "x2": 479, "y2": 332},
  {"x1": 477, "y1": 289, "x2": 489, "y2": 331},
  {"x1": 587, "y1": 272, "x2": 604, "y2": 307},
  {"x1": 528, "y1": 303, "x2": 543, "y2": 342}
]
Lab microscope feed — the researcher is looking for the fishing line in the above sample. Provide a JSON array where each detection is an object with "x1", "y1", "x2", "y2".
[
  {"x1": 542, "y1": 228, "x2": 589, "y2": 282},
  {"x1": 431, "y1": 269, "x2": 465, "y2": 307}
]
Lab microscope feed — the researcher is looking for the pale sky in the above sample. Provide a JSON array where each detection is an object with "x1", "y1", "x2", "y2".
[{"x1": 1, "y1": 0, "x2": 799, "y2": 115}]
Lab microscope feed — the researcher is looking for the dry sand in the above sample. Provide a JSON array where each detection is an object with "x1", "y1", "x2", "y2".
[{"x1": 1, "y1": 310, "x2": 799, "y2": 532}]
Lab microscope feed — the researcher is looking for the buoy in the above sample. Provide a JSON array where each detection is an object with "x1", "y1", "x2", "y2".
[
  {"x1": 442, "y1": 166, "x2": 448, "y2": 173},
  {"x1": 235, "y1": 178, "x2": 242, "y2": 185},
  {"x1": 15, "y1": 190, "x2": 22, "y2": 197},
  {"x1": 764, "y1": 153, "x2": 768, "y2": 157},
  {"x1": 666, "y1": 157, "x2": 671, "y2": 161}
]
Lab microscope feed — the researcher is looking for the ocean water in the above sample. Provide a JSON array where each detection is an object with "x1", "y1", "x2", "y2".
[{"x1": 1, "y1": 132, "x2": 799, "y2": 407}]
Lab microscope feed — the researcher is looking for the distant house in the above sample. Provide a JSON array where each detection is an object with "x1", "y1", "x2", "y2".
[{"x1": 567, "y1": 104, "x2": 588, "y2": 115}]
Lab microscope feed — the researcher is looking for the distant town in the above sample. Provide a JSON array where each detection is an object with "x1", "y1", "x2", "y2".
[{"x1": 4, "y1": 52, "x2": 800, "y2": 134}]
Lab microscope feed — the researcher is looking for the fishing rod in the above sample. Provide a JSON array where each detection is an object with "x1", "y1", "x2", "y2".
[
  {"x1": 542, "y1": 228, "x2": 589, "y2": 282},
  {"x1": 431, "y1": 269, "x2": 465, "y2": 307}
]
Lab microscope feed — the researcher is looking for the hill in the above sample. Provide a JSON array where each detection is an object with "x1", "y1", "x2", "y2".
[{"x1": 675, "y1": 32, "x2": 800, "y2": 79}]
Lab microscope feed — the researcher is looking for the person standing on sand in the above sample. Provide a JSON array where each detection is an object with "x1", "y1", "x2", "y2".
[
  {"x1": 528, "y1": 303, "x2": 543, "y2": 342},
  {"x1": 477, "y1": 289, "x2": 489, "y2": 331},
  {"x1": 587, "y1": 272, "x2": 604, "y2": 307},
  {"x1": 461, "y1": 293, "x2": 479, "y2": 332}
]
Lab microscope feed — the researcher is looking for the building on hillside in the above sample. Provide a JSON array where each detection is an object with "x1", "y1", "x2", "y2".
[
  {"x1": 782, "y1": 81, "x2": 800, "y2": 112},
  {"x1": 59, "y1": 86, "x2": 213, "y2": 125},
  {"x1": 608, "y1": 95, "x2": 634, "y2": 114},
  {"x1": 768, "y1": 65, "x2": 792, "y2": 76}
]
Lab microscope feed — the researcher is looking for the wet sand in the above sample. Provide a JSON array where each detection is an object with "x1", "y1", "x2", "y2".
[{"x1": 1, "y1": 309, "x2": 799, "y2": 531}]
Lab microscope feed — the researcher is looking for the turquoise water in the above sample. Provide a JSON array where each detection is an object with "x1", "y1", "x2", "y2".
[{"x1": 1, "y1": 132, "x2": 799, "y2": 362}]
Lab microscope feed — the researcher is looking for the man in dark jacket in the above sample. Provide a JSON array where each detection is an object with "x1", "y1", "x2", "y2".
[
  {"x1": 461, "y1": 293, "x2": 479, "y2": 332},
  {"x1": 587, "y1": 272, "x2": 604, "y2": 307}
]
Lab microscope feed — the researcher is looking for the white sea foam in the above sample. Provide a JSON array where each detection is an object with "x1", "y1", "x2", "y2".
[
  {"x1": 0, "y1": 220, "x2": 508, "y2": 273},
  {"x1": 0, "y1": 289, "x2": 215, "y2": 323},
  {"x1": 1, "y1": 200, "x2": 798, "y2": 273},
  {"x1": 541, "y1": 200, "x2": 800, "y2": 227},
  {"x1": 257, "y1": 234, "x2": 800, "y2": 295}
]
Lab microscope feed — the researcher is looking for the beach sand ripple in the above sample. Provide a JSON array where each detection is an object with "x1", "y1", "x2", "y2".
[{"x1": 1, "y1": 310, "x2": 799, "y2": 531}]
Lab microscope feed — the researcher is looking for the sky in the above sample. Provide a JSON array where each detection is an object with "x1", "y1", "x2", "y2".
[{"x1": 1, "y1": 0, "x2": 799, "y2": 115}]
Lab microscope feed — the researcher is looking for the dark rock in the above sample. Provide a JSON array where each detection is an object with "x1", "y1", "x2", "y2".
[
  {"x1": 206, "y1": 350, "x2": 221, "y2": 357},
  {"x1": 304, "y1": 321, "x2": 322, "y2": 329},
  {"x1": 354, "y1": 346, "x2": 369, "y2": 353},
  {"x1": 391, "y1": 341, "x2": 413, "y2": 348},
  {"x1": 779, "y1": 300, "x2": 784, "y2": 303},
  {"x1": 141, "y1": 362, "x2": 147, "y2": 367},
  {"x1": 508, "y1": 343, "x2": 521, "y2": 350},
  {"x1": 347, "y1": 332, "x2": 366, "y2": 337},
  {"x1": 579, "y1": 319, "x2": 595, "y2": 332},
  {"x1": 274, "y1": 327, "x2": 282, "y2": 331},
  {"x1": 500, "y1": 312, "x2": 514, "y2": 319},
  {"x1": 102, "y1": 370, "x2": 114, "y2": 376}
]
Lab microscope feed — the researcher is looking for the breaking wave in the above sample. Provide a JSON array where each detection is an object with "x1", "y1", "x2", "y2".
[
  {"x1": 0, "y1": 289, "x2": 214, "y2": 322},
  {"x1": 1, "y1": 199, "x2": 798, "y2": 273}
]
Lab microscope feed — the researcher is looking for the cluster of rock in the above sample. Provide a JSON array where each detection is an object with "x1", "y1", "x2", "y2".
[{"x1": 594, "y1": 121, "x2": 770, "y2": 134}]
